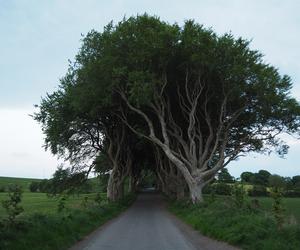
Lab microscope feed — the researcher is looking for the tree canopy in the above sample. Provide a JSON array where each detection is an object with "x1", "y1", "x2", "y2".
[{"x1": 34, "y1": 14, "x2": 300, "y2": 203}]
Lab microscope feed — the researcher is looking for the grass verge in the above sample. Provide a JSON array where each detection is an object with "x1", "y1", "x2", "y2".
[
  {"x1": 0, "y1": 194, "x2": 135, "y2": 250},
  {"x1": 169, "y1": 197, "x2": 300, "y2": 250}
]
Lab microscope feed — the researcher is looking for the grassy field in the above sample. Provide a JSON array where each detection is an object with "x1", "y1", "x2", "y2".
[
  {"x1": 170, "y1": 196, "x2": 300, "y2": 250},
  {"x1": 0, "y1": 176, "x2": 41, "y2": 191},
  {"x1": 257, "y1": 197, "x2": 300, "y2": 222},
  {"x1": 0, "y1": 193, "x2": 135, "y2": 250},
  {"x1": 0, "y1": 176, "x2": 135, "y2": 250},
  {"x1": 0, "y1": 192, "x2": 100, "y2": 219}
]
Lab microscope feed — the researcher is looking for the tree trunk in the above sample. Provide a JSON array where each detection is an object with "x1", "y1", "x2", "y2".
[
  {"x1": 107, "y1": 169, "x2": 124, "y2": 202},
  {"x1": 107, "y1": 170, "x2": 116, "y2": 201},
  {"x1": 128, "y1": 176, "x2": 137, "y2": 193},
  {"x1": 187, "y1": 181, "x2": 204, "y2": 204},
  {"x1": 116, "y1": 180, "x2": 124, "y2": 200}
]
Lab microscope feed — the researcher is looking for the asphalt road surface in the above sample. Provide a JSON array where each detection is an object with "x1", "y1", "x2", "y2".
[{"x1": 70, "y1": 193, "x2": 237, "y2": 250}]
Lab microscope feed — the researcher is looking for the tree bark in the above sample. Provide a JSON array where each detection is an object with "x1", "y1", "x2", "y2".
[
  {"x1": 187, "y1": 181, "x2": 204, "y2": 203},
  {"x1": 107, "y1": 169, "x2": 125, "y2": 202}
]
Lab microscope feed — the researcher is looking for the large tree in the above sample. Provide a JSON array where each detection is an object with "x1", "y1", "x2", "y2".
[{"x1": 35, "y1": 14, "x2": 300, "y2": 203}]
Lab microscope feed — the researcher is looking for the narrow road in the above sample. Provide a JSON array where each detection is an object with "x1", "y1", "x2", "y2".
[{"x1": 70, "y1": 193, "x2": 237, "y2": 250}]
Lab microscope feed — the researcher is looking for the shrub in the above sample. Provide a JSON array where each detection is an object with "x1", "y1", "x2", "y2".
[
  {"x1": 29, "y1": 182, "x2": 40, "y2": 192},
  {"x1": 1, "y1": 185, "x2": 24, "y2": 225},
  {"x1": 94, "y1": 193, "x2": 103, "y2": 206},
  {"x1": 271, "y1": 187, "x2": 285, "y2": 229},
  {"x1": 231, "y1": 183, "x2": 247, "y2": 208},
  {"x1": 202, "y1": 184, "x2": 213, "y2": 194},
  {"x1": 0, "y1": 186, "x2": 6, "y2": 192},
  {"x1": 248, "y1": 185, "x2": 268, "y2": 197},
  {"x1": 283, "y1": 189, "x2": 300, "y2": 197},
  {"x1": 214, "y1": 183, "x2": 232, "y2": 195}
]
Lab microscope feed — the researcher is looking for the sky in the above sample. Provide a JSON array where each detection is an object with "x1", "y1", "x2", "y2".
[{"x1": 0, "y1": 0, "x2": 300, "y2": 179}]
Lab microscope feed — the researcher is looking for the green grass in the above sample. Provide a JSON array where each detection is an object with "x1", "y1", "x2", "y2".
[
  {"x1": 0, "y1": 192, "x2": 99, "y2": 218},
  {"x1": 0, "y1": 193, "x2": 135, "y2": 250},
  {"x1": 169, "y1": 196, "x2": 300, "y2": 250},
  {"x1": 257, "y1": 197, "x2": 300, "y2": 222},
  {"x1": 0, "y1": 176, "x2": 135, "y2": 250},
  {"x1": 0, "y1": 176, "x2": 41, "y2": 192}
]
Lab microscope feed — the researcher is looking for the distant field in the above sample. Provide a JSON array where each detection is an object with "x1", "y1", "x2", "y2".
[
  {"x1": 0, "y1": 176, "x2": 107, "y2": 219},
  {"x1": 0, "y1": 176, "x2": 105, "y2": 193},
  {"x1": 0, "y1": 192, "x2": 102, "y2": 218},
  {"x1": 257, "y1": 196, "x2": 300, "y2": 221},
  {"x1": 0, "y1": 176, "x2": 41, "y2": 192}
]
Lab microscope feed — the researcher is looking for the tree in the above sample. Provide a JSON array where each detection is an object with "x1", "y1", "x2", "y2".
[
  {"x1": 292, "y1": 175, "x2": 300, "y2": 188},
  {"x1": 251, "y1": 170, "x2": 271, "y2": 186},
  {"x1": 217, "y1": 168, "x2": 234, "y2": 183},
  {"x1": 240, "y1": 172, "x2": 254, "y2": 183},
  {"x1": 34, "y1": 14, "x2": 300, "y2": 203},
  {"x1": 268, "y1": 174, "x2": 286, "y2": 189},
  {"x1": 1, "y1": 185, "x2": 24, "y2": 225},
  {"x1": 29, "y1": 181, "x2": 40, "y2": 192}
]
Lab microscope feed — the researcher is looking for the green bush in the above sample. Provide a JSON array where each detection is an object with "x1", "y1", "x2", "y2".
[
  {"x1": 169, "y1": 198, "x2": 300, "y2": 250},
  {"x1": 283, "y1": 190, "x2": 300, "y2": 198},
  {"x1": 0, "y1": 186, "x2": 6, "y2": 192},
  {"x1": 248, "y1": 185, "x2": 268, "y2": 197},
  {"x1": 214, "y1": 183, "x2": 232, "y2": 196},
  {"x1": 29, "y1": 182, "x2": 40, "y2": 192},
  {"x1": 1, "y1": 185, "x2": 24, "y2": 226},
  {"x1": 202, "y1": 184, "x2": 213, "y2": 194},
  {"x1": 0, "y1": 194, "x2": 136, "y2": 250}
]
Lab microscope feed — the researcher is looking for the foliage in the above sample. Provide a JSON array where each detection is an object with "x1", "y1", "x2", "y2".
[
  {"x1": 214, "y1": 183, "x2": 232, "y2": 196},
  {"x1": 292, "y1": 175, "x2": 300, "y2": 187},
  {"x1": 29, "y1": 182, "x2": 40, "y2": 192},
  {"x1": 0, "y1": 194, "x2": 136, "y2": 250},
  {"x1": 81, "y1": 196, "x2": 89, "y2": 209},
  {"x1": 231, "y1": 183, "x2": 247, "y2": 208},
  {"x1": 46, "y1": 167, "x2": 92, "y2": 196},
  {"x1": 217, "y1": 168, "x2": 235, "y2": 183},
  {"x1": 0, "y1": 176, "x2": 41, "y2": 192},
  {"x1": 283, "y1": 189, "x2": 300, "y2": 198},
  {"x1": 57, "y1": 195, "x2": 67, "y2": 213},
  {"x1": 251, "y1": 170, "x2": 271, "y2": 186},
  {"x1": 34, "y1": 14, "x2": 300, "y2": 202},
  {"x1": 240, "y1": 172, "x2": 254, "y2": 183},
  {"x1": 248, "y1": 185, "x2": 268, "y2": 197},
  {"x1": 0, "y1": 193, "x2": 103, "y2": 219},
  {"x1": 271, "y1": 187, "x2": 285, "y2": 229},
  {"x1": 1, "y1": 185, "x2": 24, "y2": 225},
  {"x1": 94, "y1": 192, "x2": 103, "y2": 206},
  {"x1": 269, "y1": 174, "x2": 286, "y2": 189},
  {"x1": 169, "y1": 198, "x2": 300, "y2": 250}
]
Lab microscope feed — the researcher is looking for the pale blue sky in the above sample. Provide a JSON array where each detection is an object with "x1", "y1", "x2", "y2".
[{"x1": 0, "y1": 0, "x2": 299, "y2": 178}]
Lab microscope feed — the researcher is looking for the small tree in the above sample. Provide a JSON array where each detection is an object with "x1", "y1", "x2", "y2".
[
  {"x1": 29, "y1": 181, "x2": 40, "y2": 192},
  {"x1": 271, "y1": 187, "x2": 285, "y2": 229},
  {"x1": 218, "y1": 168, "x2": 235, "y2": 183},
  {"x1": 240, "y1": 172, "x2": 254, "y2": 183},
  {"x1": 81, "y1": 196, "x2": 89, "y2": 208},
  {"x1": 57, "y1": 195, "x2": 67, "y2": 213},
  {"x1": 248, "y1": 185, "x2": 268, "y2": 197},
  {"x1": 0, "y1": 186, "x2": 6, "y2": 192},
  {"x1": 95, "y1": 193, "x2": 103, "y2": 206},
  {"x1": 1, "y1": 185, "x2": 24, "y2": 226},
  {"x1": 268, "y1": 174, "x2": 286, "y2": 190},
  {"x1": 231, "y1": 183, "x2": 247, "y2": 208}
]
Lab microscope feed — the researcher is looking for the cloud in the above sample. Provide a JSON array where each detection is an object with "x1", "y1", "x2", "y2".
[{"x1": 0, "y1": 108, "x2": 59, "y2": 178}]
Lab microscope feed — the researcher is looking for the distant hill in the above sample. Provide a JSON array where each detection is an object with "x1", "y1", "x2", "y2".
[{"x1": 0, "y1": 176, "x2": 42, "y2": 192}]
